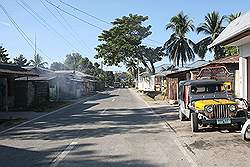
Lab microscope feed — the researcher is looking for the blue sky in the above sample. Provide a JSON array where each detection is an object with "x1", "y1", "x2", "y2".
[{"x1": 1, "y1": 0, "x2": 250, "y2": 71}]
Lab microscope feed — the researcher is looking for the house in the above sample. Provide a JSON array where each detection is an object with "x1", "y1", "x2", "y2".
[
  {"x1": 54, "y1": 70, "x2": 96, "y2": 99},
  {"x1": 155, "y1": 60, "x2": 209, "y2": 100},
  {"x1": 0, "y1": 63, "x2": 36, "y2": 111},
  {"x1": 16, "y1": 68, "x2": 96, "y2": 105},
  {"x1": 138, "y1": 72, "x2": 155, "y2": 92},
  {"x1": 15, "y1": 67, "x2": 58, "y2": 107},
  {"x1": 208, "y1": 11, "x2": 250, "y2": 102}
]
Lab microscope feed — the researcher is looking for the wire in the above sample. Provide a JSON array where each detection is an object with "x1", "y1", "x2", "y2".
[
  {"x1": 40, "y1": 0, "x2": 90, "y2": 53},
  {"x1": 59, "y1": 0, "x2": 111, "y2": 25},
  {"x1": 18, "y1": 0, "x2": 83, "y2": 54},
  {"x1": 44, "y1": 0, "x2": 104, "y2": 31},
  {"x1": 0, "y1": 3, "x2": 51, "y2": 61},
  {"x1": 55, "y1": 8, "x2": 91, "y2": 53},
  {"x1": 58, "y1": 0, "x2": 164, "y2": 46}
]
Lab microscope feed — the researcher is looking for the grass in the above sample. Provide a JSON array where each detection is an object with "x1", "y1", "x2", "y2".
[{"x1": 30, "y1": 101, "x2": 72, "y2": 112}]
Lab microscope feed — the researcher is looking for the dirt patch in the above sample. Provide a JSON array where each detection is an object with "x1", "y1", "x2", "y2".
[{"x1": 189, "y1": 140, "x2": 213, "y2": 150}]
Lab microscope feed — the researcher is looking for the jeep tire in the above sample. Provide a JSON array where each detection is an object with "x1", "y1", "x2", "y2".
[{"x1": 191, "y1": 112, "x2": 198, "y2": 132}]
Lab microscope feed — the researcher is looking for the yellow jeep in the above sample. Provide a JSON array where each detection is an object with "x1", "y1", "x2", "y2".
[{"x1": 178, "y1": 80, "x2": 248, "y2": 132}]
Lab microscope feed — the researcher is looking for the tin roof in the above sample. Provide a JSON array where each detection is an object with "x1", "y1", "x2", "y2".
[
  {"x1": 0, "y1": 63, "x2": 37, "y2": 76},
  {"x1": 210, "y1": 55, "x2": 239, "y2": 64}
]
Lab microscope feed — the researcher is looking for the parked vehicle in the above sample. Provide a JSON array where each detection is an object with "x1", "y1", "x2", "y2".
[
  {"x1": 178, "y1": 80, "x2": 248, "y2": 132},
  {"x1": 114, "y1": 82, "x2": 121, "y2": 88},
  {"x1": 241, "y1": 119, "x2": 250, "y2": 141}
]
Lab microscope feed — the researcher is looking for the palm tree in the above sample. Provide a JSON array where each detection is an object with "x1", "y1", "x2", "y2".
[
  {"x1": 227, "y1": 12, "x2": 241, "y2": 23},
  {"x1": 164, "y1": 12, "x2": 195, "y2": 67},
  {"x1": 30, "y1": 54, "x2": 47, "y2": 67},
  {"x1": 195, "y1": 11, "x2": 226, "y2": 60}
]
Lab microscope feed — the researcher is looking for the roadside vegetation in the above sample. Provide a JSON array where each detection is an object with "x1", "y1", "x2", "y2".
[{"x1": 95, "y1": 11, "x2": 241, "y2": 82}]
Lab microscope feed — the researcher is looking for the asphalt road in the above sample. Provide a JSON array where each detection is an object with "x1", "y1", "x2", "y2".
[{"x1": 0, "y1": 88, "x2": 192, "y2": 167}]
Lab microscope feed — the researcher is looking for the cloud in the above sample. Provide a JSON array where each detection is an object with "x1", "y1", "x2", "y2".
[{"x1": 0, "y1": 21, "x2": 11, "y2": 27}]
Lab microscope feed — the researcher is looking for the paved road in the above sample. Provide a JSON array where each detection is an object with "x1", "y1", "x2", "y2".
[{"x1": 0, "y1": 89, "x2": 191, "y2": 167}]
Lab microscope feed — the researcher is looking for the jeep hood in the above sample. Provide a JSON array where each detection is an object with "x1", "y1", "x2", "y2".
[{"x1": 194, "y1": 99, "x2": 236, "y2": 111}]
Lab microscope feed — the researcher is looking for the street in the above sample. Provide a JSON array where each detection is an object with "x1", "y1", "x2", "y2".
[
  {"x1": 0, "y1": 88, "x2": 250, "y2": 167},
  {"x1": 0, "y1": 89, "x2": 191, "y2": 167}
]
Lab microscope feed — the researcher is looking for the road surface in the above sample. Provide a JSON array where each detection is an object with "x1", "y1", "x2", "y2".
[{"x1": 0, "y1": 89, "x2": 192, "y2": 167}]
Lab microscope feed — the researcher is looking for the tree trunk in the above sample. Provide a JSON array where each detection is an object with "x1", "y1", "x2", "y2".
[
  {"x1": 141, "y1": 60, "x2": 152, "y2": 74},
  {"x1": 149, "y1": 60, "x2": 155, "y2": 75}
]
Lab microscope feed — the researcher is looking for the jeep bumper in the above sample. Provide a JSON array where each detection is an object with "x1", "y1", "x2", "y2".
[{"x1": 201, "y1": 117, "x2": 247, "y2": 125}]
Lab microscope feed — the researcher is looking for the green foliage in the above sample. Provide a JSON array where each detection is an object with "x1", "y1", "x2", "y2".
[
  {"x1": 50, "y1": 62, "x2": 66, "y2": 70},
  {"x1": 13, "y1": 54, "x2": 30, "y2": 66},
  {"x1": 95, "y1": 14, "x2": 163, "y2": 74},
  {"x1": 164, "y1": 12, "x2": 195, "y2": 66},
  {"x1": 224, "y1": 46, "x2": 239, "y2": 56},
  {"x1": 0, "y1": 46, "x2": 10, "y2": 63},
  {"x1": 195, "y1": 11, "x2": 226, "y2": 60},
  {"x1": 30, "y1": 54, "x2": 48, "y2": 67},
  {"x1": 227, "y1": 12, "x2": 241, "y2": 23},
  {"x1": 64, "y1": 53, "x2": 82, "y2": 70}
]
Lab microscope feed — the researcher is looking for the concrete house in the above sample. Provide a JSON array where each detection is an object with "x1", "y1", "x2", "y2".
[{"x1": 209, "y1": 11, "x2": 250, "y2": 102}]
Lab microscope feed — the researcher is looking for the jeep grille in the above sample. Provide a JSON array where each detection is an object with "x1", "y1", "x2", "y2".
[{"x1": 213, "y1": 105, "x2": 229, "y2": 118}]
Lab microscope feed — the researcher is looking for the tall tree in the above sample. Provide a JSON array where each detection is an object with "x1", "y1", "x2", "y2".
[
  {"x1": 163, "y1": 12, "x2": 195, "y2": 67},
  {"x1": 0, "y1": 46, "x2": 10, "y2": 63},
  {"x1": 195, "y1": 11, "x2": 226, "y2": 60},
  {"x1": 95, "y1": 14, "x2": 162, "y2": 74},
  {"x1": 64, "y1": 53, "x2": 82, "y2": 71},
  {"x1": 13, "y1": 54, "x2": 30, "y2": 66},
  {"x1": 30, "y1": 54, "x2": 48, "y2": 67},
  {"x1": 50, "y1": 62, "x2": 66, "y2": 70}
]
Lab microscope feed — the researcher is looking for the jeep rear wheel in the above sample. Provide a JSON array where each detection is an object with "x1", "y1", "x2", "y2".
[{"x1": 191, "y1": 112, "x2": 199, "y2": 132}]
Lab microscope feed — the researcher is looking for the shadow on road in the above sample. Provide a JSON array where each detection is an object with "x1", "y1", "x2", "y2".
[{"x1": 0, "y1": 90, "x2": 176, "y2": 167}]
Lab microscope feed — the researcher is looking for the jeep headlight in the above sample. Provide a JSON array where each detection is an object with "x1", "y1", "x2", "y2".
[
  {"x1": 206, "y1": 105, "x2": 213, "y2": 113},
  {"x1": 228, "y1": 104, "x2": 236, "y2": 112}
]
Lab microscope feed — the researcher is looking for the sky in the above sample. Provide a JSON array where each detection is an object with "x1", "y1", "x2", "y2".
[{"x1": 0, "y1": 0, "x2": 250, "y2": 72}]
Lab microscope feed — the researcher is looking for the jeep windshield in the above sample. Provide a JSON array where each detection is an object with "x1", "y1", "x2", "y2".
[{"x1": 190, "y1": 84, "x2": 223, "y2": 94}]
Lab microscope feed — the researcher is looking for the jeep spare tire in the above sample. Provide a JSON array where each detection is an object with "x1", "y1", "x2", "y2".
[{"x1": 191, "y1": 112, "x2": 198, "y2": 132}]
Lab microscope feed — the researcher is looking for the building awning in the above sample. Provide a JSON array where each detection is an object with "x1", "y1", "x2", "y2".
[{"x1": 208, "y1": 11, "x2": 250, "y2": 48}]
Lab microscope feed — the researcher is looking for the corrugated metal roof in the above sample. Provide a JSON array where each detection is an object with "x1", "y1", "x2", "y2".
[
  {"x1": 0, "y1": 64, "x2": 37, "y2": 76},
  {"x1": 15, "y1": 76, "x2": 56, "y2": 81},
  {"x1": 210, "y1": 55, "x2": 239, "y2": 64}
]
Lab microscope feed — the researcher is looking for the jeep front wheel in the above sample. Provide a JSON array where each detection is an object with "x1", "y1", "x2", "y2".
[{"x1": 191, "y1": 112, "x2": 199, "y2": 132}]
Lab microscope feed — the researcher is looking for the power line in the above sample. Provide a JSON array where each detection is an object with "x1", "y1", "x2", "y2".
[
  {"x1": 55, "y1": 8, "x2": 91, "y2": 53},
  {"x1": 18, "y1": 0, "x2": 83, "y2": 54},
  {"x1": 59, "y1": 0, "x2": 111, "y2": 25},
  {"x1": 44, "y1": 0, "x2": 104, "y2": 31},
  {"x1": 40, "y1": 0, "x2": 90, "y2": 53},
  {"x1": 0, "y1": 3, "x2": 51, "y2": 61},
  {"x1": 57, "y1": 0, "x2": 164, "y2": 47}
]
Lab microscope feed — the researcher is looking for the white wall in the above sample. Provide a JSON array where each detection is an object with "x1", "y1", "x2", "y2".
[{"x1": 238, "y1": 43, "x2": 250, "y2": 99}]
